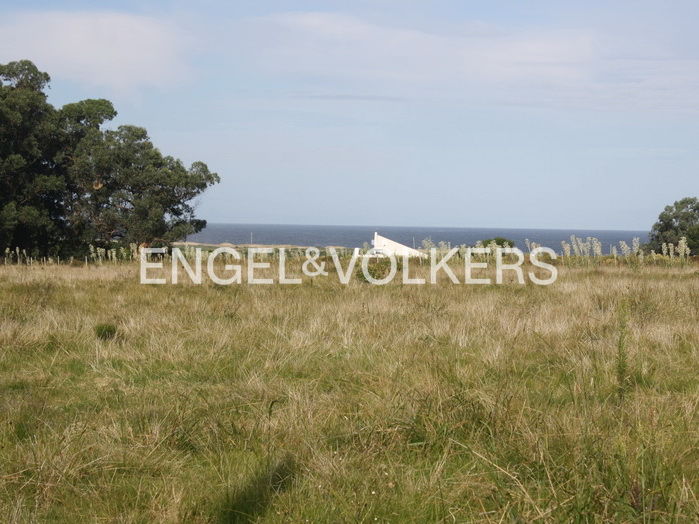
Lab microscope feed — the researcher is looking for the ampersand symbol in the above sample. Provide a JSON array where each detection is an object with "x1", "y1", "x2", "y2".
[{"x1": 302, "y1": 247, "x2": 328, "y2": 277}]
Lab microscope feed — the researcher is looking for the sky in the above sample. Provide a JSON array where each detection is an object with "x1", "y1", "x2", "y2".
[{"x1": 1, "y1": 0, "x2": 698, "y2": 231}]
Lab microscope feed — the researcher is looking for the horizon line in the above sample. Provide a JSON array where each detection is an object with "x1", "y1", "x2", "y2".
[{"x1": 200, "y1": 221, "x2": 651, "y2": 233}]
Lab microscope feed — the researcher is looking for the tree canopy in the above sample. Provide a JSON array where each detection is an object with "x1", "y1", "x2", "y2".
[
  {"x1": 0, "y1": 59, "x2": 219, "y2": 256},
  {"x1": 648, "y1": 197, "x2": 699, "y2": 253}
]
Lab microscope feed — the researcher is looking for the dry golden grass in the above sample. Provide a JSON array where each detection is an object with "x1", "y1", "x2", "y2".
[{"x1": 1, "y1": 261, "x2": 698, "y2": 522}]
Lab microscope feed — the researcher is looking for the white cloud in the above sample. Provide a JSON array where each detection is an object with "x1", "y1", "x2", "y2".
[
  {"x1": 4, "y1": 9, "x2": 697, "y2": 110},
  {"x1": 0, "y1": 11, "x2": 189, "y2": 91},
  {"x1": 268, "y1": 13, "x2": 594, "y2": 81},
  {"x1": 234, "y1": 12, "x2": 699, "y2": 110}
]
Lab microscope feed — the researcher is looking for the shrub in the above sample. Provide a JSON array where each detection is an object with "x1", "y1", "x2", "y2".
[
  {"x1": 95, "y1": 323, "x2": 117, "y2": 340},
  {"x1": 479, "y1": 237, "x2": 515, "y2": 248}
]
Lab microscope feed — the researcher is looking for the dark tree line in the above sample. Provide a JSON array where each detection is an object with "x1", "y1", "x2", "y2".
[{"x1": 0, "y1": 60, "x2": 219, "y2": 256}]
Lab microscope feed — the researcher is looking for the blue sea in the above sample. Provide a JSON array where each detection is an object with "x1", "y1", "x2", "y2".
[{"x1": 189, "y1": 223, "x2": 649, "y2": 251}]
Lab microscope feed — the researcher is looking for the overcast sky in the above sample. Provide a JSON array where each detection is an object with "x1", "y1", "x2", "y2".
[{"x1": 1, "y1": 0, "x2": 698, "y2": 230}]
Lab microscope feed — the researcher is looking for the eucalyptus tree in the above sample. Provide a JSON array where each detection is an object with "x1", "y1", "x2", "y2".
[{"x1": 0, "y1": 59, "x2": 219, "y2": 256}]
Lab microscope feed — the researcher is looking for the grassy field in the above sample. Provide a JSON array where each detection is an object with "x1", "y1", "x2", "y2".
[{"x1": 1, "y1": 260, "x2": 699, "y2": 522}]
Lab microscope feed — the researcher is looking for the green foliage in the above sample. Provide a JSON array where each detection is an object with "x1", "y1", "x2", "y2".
[
  {"x1": 648, "y1": 197, "x2": 699, "y2": 253},
  {"x1": 479, "y1": 237, "x2": 515, "y2": 248},
  {"x1": 688, "y1": 225, "x2": 699, "y2": 253},
  {"x1": 94, "y1": 323, "x2": 117, "y2": 340},
  {"x1": 0, "y1": 59, "x2": 219, "y2": 256},
  {"x1": 68, "y1": 126, "x2": 219, "y2": 247},
  {"x1": 0, "y1": 60, "x2": 61, "y2": 254}
]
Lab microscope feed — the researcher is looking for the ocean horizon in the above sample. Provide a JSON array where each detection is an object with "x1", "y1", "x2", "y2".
[{"x1": 189, "y1": 223, "x2": 650, "y2": 250}]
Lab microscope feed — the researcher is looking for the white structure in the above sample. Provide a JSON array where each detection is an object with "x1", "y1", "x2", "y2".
[{"x1": 369, "y1": 232, "x2": 427, "y2": 258}]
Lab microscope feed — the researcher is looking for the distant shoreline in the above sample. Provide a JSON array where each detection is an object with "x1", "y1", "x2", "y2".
[
  {"x1": 186, "y1": 223, "x2": 650, "y2": 250},
  {"x1": 200, "y1": 222, "x2": 650, "y2": 233},
  {"x1": 173, "y1": 241, "x2": 348, "y2": 250}
]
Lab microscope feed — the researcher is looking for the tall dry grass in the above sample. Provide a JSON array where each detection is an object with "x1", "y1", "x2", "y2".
[{"x1": 0, "y1": 261, "x2": 698, "y2": 522}]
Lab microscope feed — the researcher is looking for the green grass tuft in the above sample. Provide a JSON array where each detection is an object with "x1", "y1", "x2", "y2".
[{"x1": 95, "y1": 323, "x2": 117, "y2": 340}]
